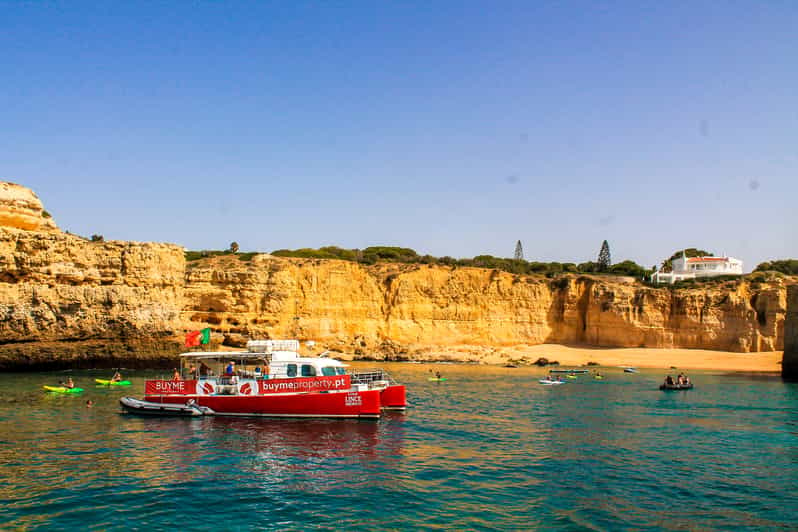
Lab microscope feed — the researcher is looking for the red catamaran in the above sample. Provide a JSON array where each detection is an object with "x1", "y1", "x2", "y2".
[{"x1": 138, "y1": 340, "x2": 406, "y2": 419}]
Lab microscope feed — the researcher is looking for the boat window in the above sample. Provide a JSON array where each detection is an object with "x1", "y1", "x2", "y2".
[
  {"x1": 301, "y1": 364, "x2": 316, "y2": 377},
  {"x1": 287, "y1": 364, "x2": 297, "y2": 377},
  {"x1": 336, "y1": 367, "x2": 346, "y2": 375},
  {"x1": 321, "y1": 367, "x2": 336, "y2": 376}
]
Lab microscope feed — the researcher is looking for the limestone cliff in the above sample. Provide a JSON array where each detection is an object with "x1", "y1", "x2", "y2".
[
  {"x1": 183, "y1": 256, "x2": 789, "y2": 357},
  {"x1": 0, "y1": 182, "x2": 58, "y2": 232},
  {"x1": 0, "y1": 184, "x2": 185, "y2": 368},
  {"x1": 0, "y1": 181, "x2": 791, "y2": 369}
]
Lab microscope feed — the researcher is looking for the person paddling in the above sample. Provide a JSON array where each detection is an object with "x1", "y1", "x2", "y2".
[
  {"x1": 65, "y1": 377, "x2": 75, "y2": 389},
  {"x1": 110, "y1": 370, "x2": 122, "y2": 383}
]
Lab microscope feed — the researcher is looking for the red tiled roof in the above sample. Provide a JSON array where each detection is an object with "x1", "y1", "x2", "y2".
[{"x1": 686, "y1": 257, "x2": 728, "y2": 262}]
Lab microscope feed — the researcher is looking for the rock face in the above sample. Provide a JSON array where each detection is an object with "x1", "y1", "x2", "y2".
[
  {"x1": 0, "y1": 225, "x2": 185, "y2": 369},
  {"x1": 783, "y1": 285, "x2": 798, "y2": 378},
  {"x1": 0, "y1": 182, "x2": 58, "y2": 232},
  {"x1": 183, "y1": 258, "x2": 789, "y2": 357},
  {"x1": 0, "y1": 181, "x2": 791, "y2": 369}
]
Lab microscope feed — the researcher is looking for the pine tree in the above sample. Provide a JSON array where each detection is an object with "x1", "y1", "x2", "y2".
[
  {"x1": 514, "y1": 240, "x2": 524, "y2": 261},
  {"x1": 597, "y1": 240, "x2": 611, "y2": 272}
]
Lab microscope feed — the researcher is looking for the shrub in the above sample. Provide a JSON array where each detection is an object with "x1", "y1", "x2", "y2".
[{"x1": 755, "y1": 259, "x2": 798, "y2": 276}]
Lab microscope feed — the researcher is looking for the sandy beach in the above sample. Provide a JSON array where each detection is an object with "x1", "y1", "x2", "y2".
[
  {"x1": 405, "y1": 344, "x2": 784, "y2": 372},
  {"x1": 513, "y1": 344, "x2": 783, "y2": 372}
]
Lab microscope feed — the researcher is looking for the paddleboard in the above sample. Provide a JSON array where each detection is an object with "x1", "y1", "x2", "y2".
[
  {"x1": 539, "y1": 379, "x2": 565, "y2": 385},
  {"x1": 43, "y1": 386, "x2": 84, "y2": 394},
  {"x1": 95, "y1": 379, "x2": 131, "y2": 386},
  {"x1": 594, "y1": 376, "x2": 603, "y2": 380},
  {"x1": 566, "y1": 375, "x2": 578, "y2": 379}
]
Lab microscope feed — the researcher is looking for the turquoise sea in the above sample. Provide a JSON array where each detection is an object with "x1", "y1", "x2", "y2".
[{"x1": 1, "y1": 364, "x2": 796, "y2": 530}]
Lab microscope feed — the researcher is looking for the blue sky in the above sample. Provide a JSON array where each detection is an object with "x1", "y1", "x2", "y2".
[{"x1": 1, "y1": 1, "x2": 795, "y2": 270}]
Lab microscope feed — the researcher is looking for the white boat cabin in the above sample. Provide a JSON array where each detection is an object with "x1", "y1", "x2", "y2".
[{"x1": 179, "y1": 339, "x2": 348, "y2": 381}]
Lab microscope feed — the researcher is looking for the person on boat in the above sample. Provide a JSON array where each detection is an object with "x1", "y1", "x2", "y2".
[
  {"x1": 199, "y1": 362, "x2": 211, "y2": 377},
  {"x1": 225, "y1": 361, "x2": 236, "y2": 376},
  {"x1": 111, "y1": 371, "x2": 122, "y2": 383},
  {"x1": 188, "y1": 365, "x2": 197, "y2": 379},
  {"x1": 172, "y1": 368, "x2": 182, "y2": 381},
  {"x1": 65, "y1": 377, "x2": 75, "y2": 389},
  {"x1": 665, "y1": 375, "x2": 675, "y2": 386}
]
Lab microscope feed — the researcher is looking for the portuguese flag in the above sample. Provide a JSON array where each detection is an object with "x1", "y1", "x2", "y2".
[{"x1": 185, "y1": 328, "x2": 211, "y2": 347}]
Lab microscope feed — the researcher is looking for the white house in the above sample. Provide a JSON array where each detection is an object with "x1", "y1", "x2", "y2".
[{"x1": 651, "y1": 251, "x2": 743, "y2": 284}]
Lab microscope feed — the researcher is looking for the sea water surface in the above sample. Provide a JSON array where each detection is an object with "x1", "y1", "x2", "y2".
[{"x1": 1, "y1": 364, "x2": 797, "y2": 530}]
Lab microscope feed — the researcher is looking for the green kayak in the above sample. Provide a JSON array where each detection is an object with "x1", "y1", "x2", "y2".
[
  {"x1": 43, "y1": 386, "x2": 84, "y2": 394},
  {"x1": 95, "y1": 379, "x2": 131, "y2": 386},
  {"x1": 428, "y1": 377, "x2": 448, "y2": 382}
]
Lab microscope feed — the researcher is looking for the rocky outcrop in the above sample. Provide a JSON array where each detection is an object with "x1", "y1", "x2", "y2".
[
  {"x1": 783, "y1": 285, "x2": 798, "y2": 378},
  {"x1": 0, "y1": 226, "x2": 185, "y2": 369},
  {"x1": 0, "y1": 182, "x2": 58, "y2": 232}
]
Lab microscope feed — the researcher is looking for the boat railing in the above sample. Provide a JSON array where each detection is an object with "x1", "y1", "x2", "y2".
[{"x1": 349, "y1": 369, "x2": 398, "y2": 386}]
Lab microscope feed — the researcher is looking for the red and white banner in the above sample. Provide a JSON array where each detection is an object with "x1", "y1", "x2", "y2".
[
  {"x1": 145, "y1": 380, "x2": 197, "y2": 395},
  {"x1": 258, "y1": 375, "x2": 351, "y2": 395}
]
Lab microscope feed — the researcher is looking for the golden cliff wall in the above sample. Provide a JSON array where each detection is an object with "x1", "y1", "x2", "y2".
[
  {"x1": 0, "y1": 227, "x2": 185, "y2": 368},
  {"x1": 183, "y1": 256, "x2": 788, "y2": 357},
  {"x1": 0, "y1": 181, "x2": 789, "y2": 368}
]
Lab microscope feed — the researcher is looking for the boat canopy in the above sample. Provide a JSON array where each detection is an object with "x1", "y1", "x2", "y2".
[{"x1": 179, "y1": 351, "x2": 272, "y2": 359}]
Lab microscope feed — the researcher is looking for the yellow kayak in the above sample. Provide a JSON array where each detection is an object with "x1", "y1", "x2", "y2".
[
  {"x1": 95, "y1": 379, "x2": 131, "y2": 386},
  {"x1": 43, "y1": 385, "x2": 84, "y2": 394}
]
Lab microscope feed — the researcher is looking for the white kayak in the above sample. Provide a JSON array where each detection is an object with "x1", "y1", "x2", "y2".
[
  {"x1": 120, "y1": 397, "x2": 215, "y2": 417},
  {"x1": 539, "y1": 379, "x2": 566, "y2": 385}
]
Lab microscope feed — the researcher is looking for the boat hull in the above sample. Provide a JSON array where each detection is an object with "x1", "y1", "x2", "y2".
[
  {"x1": 380, "y1": 384, "x2": 406, "y2": 410},
  {"x1": 120, "y1": 397, "x2": 214, "y2": 416},
  {"x1": 660, "y1": 384, "x2": 693, "y2": 391},
  {"x1": 145, "y1": 388, "x2": 382, "y2": 419}
]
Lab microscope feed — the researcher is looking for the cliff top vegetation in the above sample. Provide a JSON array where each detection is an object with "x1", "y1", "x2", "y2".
[{"x1": 186, "y1": 245, "x2": 653, "y2": 279}]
